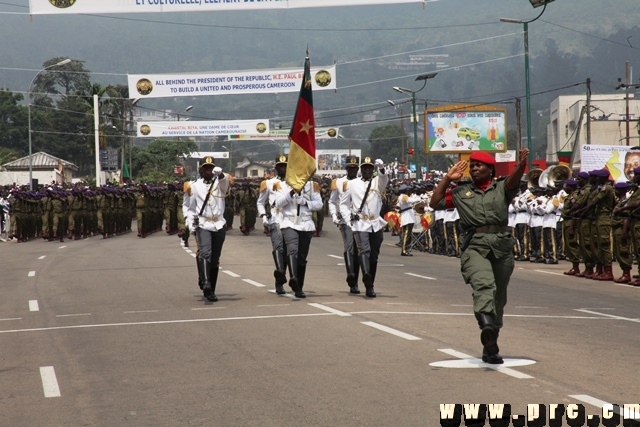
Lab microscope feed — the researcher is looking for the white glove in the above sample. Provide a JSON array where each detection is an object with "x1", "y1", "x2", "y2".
[
  {"x1": 213, "y1": 166, "x2": 222, "y2": 175},
  {"x1": 262, "y1": 216, "x2": 269, "y2": 227},
  {"x1": 295, "y1": 196, "x2": 307, "y2": 206},
  {"x1": 332, "y1": 216, "x2": 341, "y2": 225},
  {"x1": 375, "y1": 159, "x2": 384, "y2": 166}
]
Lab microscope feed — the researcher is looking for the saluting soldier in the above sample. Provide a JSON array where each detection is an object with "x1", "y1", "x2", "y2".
[
  {"x1": 328, "y1": 155, "x2": 361, "y2": 294},
  {"x1": 429, "y1": 149, "x2": 529, "y2": 365},
  {"x1": 611, "y1": 182, "x2": 633, "y2": 283},
  {"x1": 340, "y1": 157, "x2": 388, "y2": 298},
  {"x1": 185, "y1": 157, "x2": 230, "y2": 302},
  {"x1": 569, "y1": 172, "x2": 596, "y2": 278},
  {"x1": 561, "y1": 180, "x2": 581, "y2": 275}
]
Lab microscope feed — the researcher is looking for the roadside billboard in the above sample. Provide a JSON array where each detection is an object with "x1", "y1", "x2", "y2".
[
  {"x1": 426, "y1": 104, "x2": 507, "y2": 154},
  {"x1": 316, "y1": 149, "x2": 362, "y2": 175},
  {"x1": 581, "y1": 144, "x2": 640, "y2": 182}
]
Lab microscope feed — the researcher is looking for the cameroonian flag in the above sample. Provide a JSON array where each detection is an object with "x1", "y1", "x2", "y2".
[{"x1": 285, "y1": 53, "x2": 316, "y2": 192}]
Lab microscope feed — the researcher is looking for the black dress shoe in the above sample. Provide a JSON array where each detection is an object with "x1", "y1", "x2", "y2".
[
  {"x1": 401, "y1": 252, "x2": 413, "y2": 256},
  {"x1": 295, "y1": 290, "x2": 306, "y2": 298},
  {"x1": 275, "y1": 284, "x2": 286, "y2": 295},
  {"x1": 349, "y1": 286, "x2": 361, "y2": 294},
  {"x1": 206, "y1": 293, "x2": 218, "y2": 302},
  {"x1": 365, "y1": 288, "x2": 376, "y2": 298},
  {"x1": 534, "y1": 258, "x2": 545, "y2": 263},
  {"x1": 482, "y1": 352, "x2": 504, "y2": 364},
  {"x1": 545, "y1": 260, "x2": 558, "y2": 264}
]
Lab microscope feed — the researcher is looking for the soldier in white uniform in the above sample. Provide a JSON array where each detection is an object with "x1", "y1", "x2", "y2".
[
  {"x1": 273, "y1": 178, "x2": 323, "y2": 298},
  {"x1": 185, "y1": 157, "x2": 230, "y2": 302},
  {"x1": 340, "y1": 157, "x2": 388, "y2": 297},
  {"x1": 542, "y1": 187, "x2": 559, "y2": 264},
  {"x1": 513, "y1": 181, "x2": 531, "y2": 261},
  {"x1": 527, "y1": 187, "x2": 547, "y2": 263},
  {"x1": 397, "y1": 184, "x2": 421, "y2": 256},
  {"x1": 257, "y1": 156, "x2": 289, "y2": 294},
  {"x1": 328, "y1": 156, "x2": 361, "y2": 294}
]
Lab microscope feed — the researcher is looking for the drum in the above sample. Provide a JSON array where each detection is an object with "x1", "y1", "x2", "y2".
[
  {"x1": 384, "y1": 211, "x2": 401, "y2": 232},
  {"x1": 413, "y1": 201, "x2": 426, "y2": 215},
  {"x1": 421, "y1": 212, "x2": 433, "y2": 229}
]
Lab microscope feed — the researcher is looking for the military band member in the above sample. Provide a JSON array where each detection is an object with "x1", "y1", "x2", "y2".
[
  {"x1": 328, "y1": 155, "x2": 361, "y2": 294},
  {"x1": 257, "y1": 156, "x2": 289, "y2": 295},
  {"x1": 397, "y1": 184, "x2": 421, "y2": 256},
  {"x1": 429, "y1": 149, "x2": 529, "y2": 365},
  {"x1": 513, "y1": 180, "x2": 531, "y2": 261},
  {"x1": 273, "y1": 175, "x2": 323, "y2": 299},
  {"x1": 185, "y1": 157, "x2": 230, "y2": 302},
  {"x1": 340, "y1": 157, "x2": 388, "y2": 298}
]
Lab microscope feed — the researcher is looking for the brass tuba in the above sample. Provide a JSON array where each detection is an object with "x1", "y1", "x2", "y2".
[
  {"x1": 539, "y1": 165, "x2": 572, "y2": 188},
  {"x1": 526, "y1": 168, "x2": 543, "y2": 189}
]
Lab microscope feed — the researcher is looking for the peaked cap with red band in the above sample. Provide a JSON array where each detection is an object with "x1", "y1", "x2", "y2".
[{"x1": 468, "y1": 151, "x2": 496, "y2": 166}]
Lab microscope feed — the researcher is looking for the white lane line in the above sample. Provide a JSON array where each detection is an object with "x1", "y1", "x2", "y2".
[
  {"x1": 569, "y1": 395, "x2": 640, "y2": 420},
  {"x1": 514, "y1": 306, "x2": 548, "y2": 309},
  {"x1": 575, "y1": 309, "x2": 640, "y2": 323},
  {"x1": 242, "y1": 279, "x2": 266, "y2": 288},
  {"x1": 379, "y1": 263, "x2": 404, "y2": 267},
  {"x1": 0, "y1": 318, "x2": 22, "y2": 322},
  {"x1": 191, "y1": 307, "x2": 226, "y2": 311},
  {"x1": 322, "y1": 302, "x2": 355, "y2": 304},
  {"x1": 361, "y1": 321, "x2": 421, "y2": 340},
  {"x1": 268, "y1": 290, "x2": 300, "y2": 300},
  {"x1": 533, "y1": 270, "x2": 564, "y2": 276},
  {"x1": 123, "y1": 310, "x2": 158, "y2": 314},
  {"x1": 40, "y1": 366, "x2": 61, "y2": 398},
  {"x1": 327, "y1": 254, "x2": 342, "y2": 259},
  {"x1": 438, "y1": 349, "x2": 533, "y2": 379},
  {"x1": 0, "y1": 312, "x2": 336, "y2": 335},
  {"x1": 350, "y1": 310, "x2": 610, "y2": 320},
  {"x1": 387, "y1": 303, "x2": 411, "y2": 305},
  {"x1": 184, "y1": 249, "x2": 193, "y2": 254},
  {"x1": 28, "y1": 271, "x2": 36, "y2": 277},
  {"x1": 29, "y1": 300, "x2": 39, "y2": 312},
  {"x1": 55, "y1": 313, "x2": 92, "y2": 318},
  {"x1": 38, "y1": 256, "x2": 46, "y2": 260},
  {"x1": 58, "y1": 245, "x2": 66, "y2": 249},
  {"x1": 308, "y1": 303, "x2": 352, "y2": 317},
  {"x1": 405, "y1": 273, "x2": 436, "y2": 280},
  {"x1": 222, "y1": 270, "x2": 241, "y2": 278},
  {"x1": 190, "y1": 253, "x2": 196, "y2": 258},
  {"x1": 451, "y1": 304, "x2": 473, "y2": 307},
  {"x1": 257, "y1": 304, "x2": 290, "y2": 307}
]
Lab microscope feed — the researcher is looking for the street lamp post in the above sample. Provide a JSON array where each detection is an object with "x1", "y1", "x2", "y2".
[
  {"x1": 176, "y1": 106, "x2": 193, "y2": 167},
  {"x1": 500, "y1": 0, "x2": 554, "y2": 168},
  {"x1": 221, "y1": 144, "x2": 232, "y2": 176},
  {"x1": 392, "y1": 72, "x2": 437, "y2": 182},
  {"x1": 28, "y1": 58, "x2": 72, "y2": 190}
]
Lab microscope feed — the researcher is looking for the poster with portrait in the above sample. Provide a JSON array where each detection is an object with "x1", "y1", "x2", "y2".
[
  {"x1": 580, "y1": 144, "x2": 640, "y2": 182},
  {"x1": 316, "y1": 149, "x2": 362, "y2": 175}
]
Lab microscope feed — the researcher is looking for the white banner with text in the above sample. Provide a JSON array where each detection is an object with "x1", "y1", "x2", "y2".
[{"x1": 137, "y1": 119, "x2": 269, "y2": 138}]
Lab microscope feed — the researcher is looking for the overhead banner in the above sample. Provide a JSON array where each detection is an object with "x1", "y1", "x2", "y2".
[
  {"x1": 31, "y1": 0, "x2": 424, "y2": 15},
  {"x1": 580, "y1": 144, "x2": 638, "y2": 183},
  {"x1": 128, "y1": 65, "x2": 336, "y2": 99},
  {"x1": 228, "y1": 127, "x2": 338, "y2": 141},
  {"x1": 137, "y1": 119, "x2": 269, "y2": 138},
  {"x1": 426, "y1": 104, "x2": 507, "y2": 154}
]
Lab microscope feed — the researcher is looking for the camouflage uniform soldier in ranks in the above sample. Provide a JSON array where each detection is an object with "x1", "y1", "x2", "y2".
[
  {"x1": 176, "y1": 181, "x2": 188, "y2": 247},
  {"x1": 238, "y1": 181, "x2": 258, "y2": 236},
  {"x1": 576, "y1": 169, "x2": 615, "y2": 281},
  {"x1": 561, "y1": 180, "x2": 581, "y2": 275},
  {"x1": 430, "y1": 150, "x2": 529, "y2": 365},
  {"x1": 67, "y1": 187, "x2": 84, "y2": 240},
  {"x1": 224, "y1": 187, "x2": 236, "y2": 230},
  {"x1": 257, "y1": 156, "x2": 289, "y2": 294},
  {"x1": 41, "y1": 189, "x2": 54, "y2": 241},
  {"x1": 568, "y1": 172, "x2": 595, "y2": 278},
  {"x1": 328, "y1": 155, "x2": 361, "y2": 294},
  {"x1": 135, "y1": 186, "x2": 148, "y2": 237},
  {"x1": 611, "y1": 182, "x2": 633, "y2": 284},
  {"x1": 51, "y1": 190, "x2": 67, "y2": 242},
  {"x1": 612, "y1": 169, "x2": 640, "y2": 285},
  {"x1": 313, "y1": 180, "x2": 329, "y2": 237},
  {"x1": 185, "y1": 157, "x2": 230, "y2": 302}
]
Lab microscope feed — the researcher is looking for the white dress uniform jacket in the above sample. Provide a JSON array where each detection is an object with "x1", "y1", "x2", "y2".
[
  {"x1": 257, "y1": 177, "x2": 286, "y2": 226},
  {"x1": 186, "y1": 174, "x2": 230, "y2": 232},
  {"x1": 397, "y1": 193, "x2": 421, "y2": 226},
  {"x1": 274, "y1": 181, "x2": 323, "y2": 232},
  {"x1": 340, "y1": 171, "x2": 389, "y2": 233},
  {"x1": 328, "y1": 176, "x2": 350, "y2": 225}
]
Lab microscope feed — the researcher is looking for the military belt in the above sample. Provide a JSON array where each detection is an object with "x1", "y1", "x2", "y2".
[
  {"x1": 203, "y1": 216, "x2": 220, "y2": 222},
  {"x1": 286, "y1": 215, "x2": 312, "y2": 221},
  {"x1": 360, "y1": 214, "x2": 378, "y2": 221},
  {"x1": 475, "y1": 225, "x2": 511, "y2": 234}
]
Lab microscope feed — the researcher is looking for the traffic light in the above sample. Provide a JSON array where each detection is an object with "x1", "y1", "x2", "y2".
[{"x1": 407, "y1": 148, "x2": 415, "y2": 155}]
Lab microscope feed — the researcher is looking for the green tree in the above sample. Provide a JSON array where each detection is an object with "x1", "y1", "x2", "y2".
[
  {"x1": 133, "y1": 138, "x2": 198, "y2": 183},
  {"x1": 368, "y1": 124, "x2": 404, "y2": 161},
  {"x1": 0, "y1": 89, "x2": 28, "y2": 155}
]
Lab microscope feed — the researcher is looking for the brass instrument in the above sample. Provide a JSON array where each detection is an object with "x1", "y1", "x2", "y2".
[
  {"x1": 413, "y1": 200, "x2": 427, "y2": 214},
  {"x1": 539, "y1": 165, "x2": 572, "y2": 188},
  {"x1": 526, "y1": 168, "x2": 543, "y2": 189}
]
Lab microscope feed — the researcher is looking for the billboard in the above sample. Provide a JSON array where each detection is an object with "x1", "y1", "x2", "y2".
[
  {"x1": 426, "y1": 104, "x2": 507, "y2": 154},
  {"x1": 581, "y1": 144, "x2": 640, "y2": 183},
  {"x1": 316, "y1": 149, "x2": 362, "y2": 175}
]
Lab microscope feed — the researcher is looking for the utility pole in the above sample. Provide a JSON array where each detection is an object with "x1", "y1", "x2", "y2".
[
  {"x1": 515, "y1": 97, "x2": 522, "y2": 161},
  {"x1": 586, "y1": 78, "x2": 591, "y2": 145},
  {"x1": 400, "y1": 107, "x2": 406, "y2": 164}
]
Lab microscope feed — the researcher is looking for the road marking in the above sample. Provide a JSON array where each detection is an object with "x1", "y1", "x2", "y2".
[
  {"x1": 40, "y1": 366, "x2": 61, "y2": 398},
  {"x1": 257, "y1": 304, "x2": 290, "y2": 307},
  {"x1": 0, "y1": 312, "x2": 337, "y2": 335},
  {"x1": 55, "y1": 313, "x2": 92, "y2": 318},
  {"x1": 514, "y1": 306, "x2": 548, "y2": 309},
  {"x1": 123, "y1": 310, "x2": 158, "y2": 314},
  {"x1": 223, "y1": 270, "x2": 241, "y2": 278},
  {"x1": 451, "y1": 304, "x2": 473, "y2": 307},
  {"x1": 569, "y1": 395, "x2": 640, "y2": 419},
  {"x1": 405, "y1": 273, "x2": 436, "y2": 280},
  {"x1": 387, "y1": 303, "x2": 411, "y2": 305},
  {"x1": 28, "y1": 271, "x2": 36, "y2": 277},
  {"x1": 190, "y1": 253, "x2": 196, "y2": 258},
  {"x1": 575, "y1": 309, "x2": 640, "y2": 323},
  {"x1": 350, "y1": 310, "x2": 610, "y2": 320},
  {"x1": 191, "y1": 307, "x2": 226, "y2": 311},
  {"x1": 58, "y1": 246, "x2": 66, "y2": 249},
  {"x1": 267, "y1": 290, "x2": 301, "y2": 300},
  {"x1": 361, "y1": 321, "x2": 421, "y2": 340},
  {"x1": 308, "y1": 303, "x2": 351, "y2": 317},
  {"x1": 327, "y1": 254, "x2": 342, "y2": 259},
  {"x1": 534, "y1": 270, "x2": 564, "y2": 276},
  {"x1": 38, "y1": 256, "x2": 46, "y2": 260},
  {"x1": 29, "y1": 300, "x2": 39, "y2": 312},
  {"x1": 436, "y1": 349, "x2": 534, "y2": 379},
  {"x1": 0, "y1": 318, "x2": 22, "y2": 322},
  {"x1": 322, "y1": 302, "x2": 355, "y2": 304},
  {"x1": 242, "y1": 279, "x2": 266, "y2": 288},
  {"x1": 379, "y1": 263, "x2": 404, "y2": 267},
  {"x1": 184, "y1": 249, "x2": 193, "y2": 254}
]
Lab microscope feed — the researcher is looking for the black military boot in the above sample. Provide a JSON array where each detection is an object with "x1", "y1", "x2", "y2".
[
  {"x1": 478, "y1": 313, "x2": 503, "y2": 364},
  {"x1": 344, "y1": 252, "x2": 360, "y2": 294},
  {"x1": 200, "y1": 257, "x2": 217, "y2": 302},
  {"x1": 296, "y1": 263, "x2": 307, "y2": 299},
  {"x1": 196, "y1": 256, "x2": 204, "y2": 290},
  {"x1": 360, "y1": 254, "x2": 376, "y2": 297},
  {"x1": 208, "y1": 260, "x2": 219, "y2": 302},
  {"x1": 288, "y1": 254, "x2": 300, "y2": 294},
  {"x1": 273, "y1": 251, "x2": 287, "y2": 294}
]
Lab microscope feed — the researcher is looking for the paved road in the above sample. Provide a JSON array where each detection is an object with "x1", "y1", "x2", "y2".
[{"x1": 1, "y1": 224, "x2": 639, "y2": 426}]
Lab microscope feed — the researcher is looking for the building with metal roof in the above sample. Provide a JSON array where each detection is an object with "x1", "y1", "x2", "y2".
[{"x1": 0, "y1": 152, "x2": 78, "y2": 187}]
